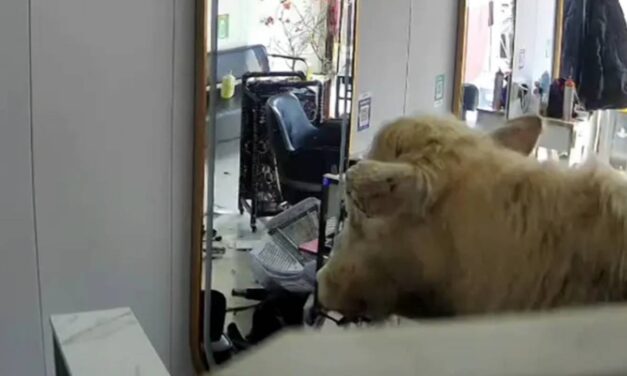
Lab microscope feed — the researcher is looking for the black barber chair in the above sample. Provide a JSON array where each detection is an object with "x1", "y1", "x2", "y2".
[
  {"x1": 462, "y1": 84, "x2": 479, "y2": 121},
  {"x1": 265, "y1": 93, "x2": 343, "y2": 204}
]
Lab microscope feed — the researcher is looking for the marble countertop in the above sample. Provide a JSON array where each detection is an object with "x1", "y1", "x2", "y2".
[
  {"x1": 218, "y1": 305, "x2": 627, "y2": 376},
  {"x1": 50, "y1": 307, "x2": 170, "y2": 376}
]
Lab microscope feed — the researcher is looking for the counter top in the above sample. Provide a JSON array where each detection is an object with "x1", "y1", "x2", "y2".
[
  {"x1": 50, "y1": 307, "x2": 169, "y2": 376},
  {"x1": 218, "y1": 305, "x2": 627, "y2": 376}
]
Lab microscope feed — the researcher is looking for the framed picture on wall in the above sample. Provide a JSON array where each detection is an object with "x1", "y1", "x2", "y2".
[
  {"x1": 358, "y1": 92, "x2": 372, "y2": 131},
  {"x1": 435, "y1": 74, "x2": 446, "y2": 107},
  {"x1": 217, "y1": 14, "x2": 229, "y2": 39}
]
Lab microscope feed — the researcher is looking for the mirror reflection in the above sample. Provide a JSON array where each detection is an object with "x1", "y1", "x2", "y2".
[
  {"x1": 456, "y1": 0, "x2": 561, "y2": 131},
  {"x1": 507, "y1": 0, "x2": 557, "y2": 119},
  {"x1": 188, "y1": 0, "x2": 627, "y2": 373},
  {"x1": 457, "y1": 0, "x2": 517, "y2": 127},
  {"x1": 197, "y1": 0, "x2": 358, "y2": 369}
]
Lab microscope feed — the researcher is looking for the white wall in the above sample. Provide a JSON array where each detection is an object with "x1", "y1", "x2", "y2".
[
  {"x1": 349, "y1": 0, "x2": 411, "y2": 154},
  {"x1": 212, "y1": 0, "x2": 324, "y2": 72},
  {"x1": 512, "y1": 0, "x2": 555, "y2": 83},
  {"x1": 350, "y1": 0, "x2": 459, "y2": 155},
  {"x1": 0, "y1": 0, "x2": 196, "y2": 375},
  {"x1": 0, "y1": 1, "x2": 46, "y2": 375},
  {"x1": 216, "y1": 0, "x2": 258, "y2": 50},
  {"x1": 531, "y1": 0, "x2": 556, "y2": 80},
  {"x1": 509, "y1": 0, "x2": 556, "y2": 117},
  {"x1": 405, "y1": 0, "x2": 459, "y2": 115}
]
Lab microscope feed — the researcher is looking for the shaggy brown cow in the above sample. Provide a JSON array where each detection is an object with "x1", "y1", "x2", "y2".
[{"x1": 317, "y1": 115, "x2": 627, "y2": 320}]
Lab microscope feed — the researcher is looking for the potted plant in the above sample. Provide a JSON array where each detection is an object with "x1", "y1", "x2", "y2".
[{"x1": 260, "y1": 0, "x2": 338, "y2": 79}]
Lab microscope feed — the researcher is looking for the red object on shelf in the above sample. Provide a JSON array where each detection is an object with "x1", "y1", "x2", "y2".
[{"x1": 299, "y1": 239, "x2": 319, "y2": 254}]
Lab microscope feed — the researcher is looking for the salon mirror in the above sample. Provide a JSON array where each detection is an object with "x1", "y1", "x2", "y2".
[
  {"x1": 453, "y1": 0, "x2": 517, "y2": 128},
  {"x1": 506, "y1": 0, "x2": 561, "y2": 119},
  {"x1": 191, "y1": 0, "x2": 358, "y2": 372},
  {"x1": 454, "y1": 0, "x2": 564, "y2": 128}
]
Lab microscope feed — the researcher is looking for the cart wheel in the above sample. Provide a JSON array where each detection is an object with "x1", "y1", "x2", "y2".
[{"x1": 251, "y1": 225, "x2": 257, "y2": 233}]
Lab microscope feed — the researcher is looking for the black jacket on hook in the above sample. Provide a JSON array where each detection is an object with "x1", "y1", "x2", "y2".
[{"x1": 561, "y1": 0, "x2": 627, "y2": 110}]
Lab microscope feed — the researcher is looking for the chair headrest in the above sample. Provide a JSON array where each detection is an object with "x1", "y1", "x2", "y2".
[
  {"x1": 266, "y1": 93, "x2": 317, "y2": 152},
  {"x1": 463, "y1": 84, "x2": 480, "y2": 111}
]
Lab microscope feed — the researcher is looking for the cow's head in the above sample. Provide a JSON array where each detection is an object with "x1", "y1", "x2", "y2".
[{"x1": 316, "y1": 115, "x2": 542, "y2": 319}]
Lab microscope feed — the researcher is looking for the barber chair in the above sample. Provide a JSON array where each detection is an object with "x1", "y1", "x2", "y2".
[
  {"x1": 462, "y1": 84, "x2": 479, "y2": 121},
  {"x1": 265, "y1": 93, "x2": 343, "y2": 204}
]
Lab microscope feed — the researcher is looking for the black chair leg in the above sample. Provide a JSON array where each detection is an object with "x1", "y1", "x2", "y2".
[
  {"x1": 212, "y1": 229, "x2": 222, "y2": 242},
  {"x1": 249, "y1": 208, "x2": 257, "y2": 233}
]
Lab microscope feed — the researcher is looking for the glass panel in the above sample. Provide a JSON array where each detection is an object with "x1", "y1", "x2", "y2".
[
  {"x1": 466, "y1": 0, "x2": 515, "y2": 112},
  {"x1": 198, "y1": 0, "x2": 356, "y2": 368}
]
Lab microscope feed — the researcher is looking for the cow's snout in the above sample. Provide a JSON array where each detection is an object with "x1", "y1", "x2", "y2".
[{"x1": 316, "y1": 261, "x2": 372, "y2": 317}]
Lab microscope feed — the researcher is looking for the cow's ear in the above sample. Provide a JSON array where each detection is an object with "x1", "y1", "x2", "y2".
[{"x1": 491, "y1": 116, "x2": 543, "y2": 155}]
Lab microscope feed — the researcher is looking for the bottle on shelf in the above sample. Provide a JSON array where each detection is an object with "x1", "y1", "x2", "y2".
[
  {"x1": 563, "y1": 77, "x2": 576, "y2": 121},
  {"x1": 221, "y1": 71, "x2": 236, "y2": 100},
  {"x1": 493, "y1": 69, "x2": 505, "y2": 111}
]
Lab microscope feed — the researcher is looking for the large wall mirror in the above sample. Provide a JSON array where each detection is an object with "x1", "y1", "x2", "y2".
[
  {"x1": 454, "y1": 0, "x2": 564, "y2": 129},
  {"x1": 191, "y1": 0, "x2": 359, "y2": 372}
]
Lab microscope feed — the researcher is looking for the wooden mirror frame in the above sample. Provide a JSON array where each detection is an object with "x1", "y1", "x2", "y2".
[
  {"x1": 189, "y1": 0, "x2": 360, "y2": 373},
  {"x1": 190, "y1": 0, "x2": 208, "y2": 372},
  {"x1": 452, "y1": 0, "x2": 468, "y2": 119},
  {"x1": 452, "y1": 0, "x2": 565, "y2": 119}
]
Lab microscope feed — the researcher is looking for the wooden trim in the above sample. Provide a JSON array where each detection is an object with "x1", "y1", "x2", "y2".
[
  {"x1": 505, "y1": 0, "x2": 519, "y2": 120},
  {"x1": 452, "y1": 0, "x2": 468, "y2": 119},
  {"x1": 190, "y1": 0, "x2": 207, "y2": 373},
  {"x1": 552, "y1": 0, "x2": 565, "y2": 78},
  {"x1": 348, "y1": 0, "x2": 361, "y2": 156},
  {"x1": 323, "y1": 0, "x2": 339, "y2": 118}
]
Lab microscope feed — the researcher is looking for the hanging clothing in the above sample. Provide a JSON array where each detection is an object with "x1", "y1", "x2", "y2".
[{"x1": 561, "y1": 0, "x2": 627, "y2": 110}]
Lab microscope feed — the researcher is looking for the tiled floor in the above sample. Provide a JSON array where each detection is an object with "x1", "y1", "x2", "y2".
[
  {"x1": 208, "y1": 138, "x2": 264, "y2": 336},
  {"x1": 207, "y1": 214, "x2": 263, "y2": 336},
  {"x1": 212, "y1": 138, "x2": 241, "y2": 214}
]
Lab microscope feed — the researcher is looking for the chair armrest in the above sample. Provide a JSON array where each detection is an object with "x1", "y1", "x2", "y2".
[
  {"x1": 287, "y1": 144, "x2": 340, "y2": 156},
  {"x1": 308, "y1": 122, "x2": 343, "y2": 149},
  {"x1": 288, "y1": 147, "x2": 341, "y2": 180},
  {"x1": 301, "y1": 145, "x2": 341, "y2": 155},
  {"x1": 268, "y1": 54, "x2": 309, "y2": 70},
  {"x1": 242, "y1": 71, "x2": 306, "y2": 85},
  {"x1": 318, "y1": 118, "x2": 345, "y2": 132},
  {"x1": 320, "y1": 118, "x2": 344, "y2": 127}
]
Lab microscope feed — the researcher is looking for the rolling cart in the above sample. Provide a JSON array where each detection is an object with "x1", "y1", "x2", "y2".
[{"x1": 238, "y1": 72, "x2": 324, "y2": 232}]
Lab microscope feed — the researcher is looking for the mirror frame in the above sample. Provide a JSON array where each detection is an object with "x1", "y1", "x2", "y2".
[
  {"x1": 552, "y1": 0, "x2": 565, "y2": 79},
  {"x1": 188, "y1": 0, "x2": 566, "y2": 370},
  {"x1": 189, "y1": 0, "x2": 360, "y2": 372},
  {"x1": 452, "y1": 0, "x2": 565, "y2": 119},
  {"x1": 452, "y1": 0, "x2": 468, "y2": 119},
  {"x1": 347, "y1": 0, "x2": 362, "y2": 157},
  {"x1": 190, "y1": 0, "x2": 208, "y2": 372}
]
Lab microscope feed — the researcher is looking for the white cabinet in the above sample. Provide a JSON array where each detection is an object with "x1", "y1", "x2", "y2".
[
  {"x1": 0, "y1": 0, "x2": 196, "y2": 375},
  {"x1": 536, "y1": 116, "x2": 595, "y2": 166}
]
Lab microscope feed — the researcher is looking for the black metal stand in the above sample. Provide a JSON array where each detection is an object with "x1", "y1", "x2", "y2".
[
  {"x1": 312, "y1": 174, "x2": 343, "y2": 323},
  {"x1": 238, "y1": 73, "x2": 324, "y2": 232}
]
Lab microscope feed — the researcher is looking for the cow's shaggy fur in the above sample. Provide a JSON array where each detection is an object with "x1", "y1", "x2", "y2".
[{"x1": 317, "y1": 116, "x2": 627, "y2": 320}]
